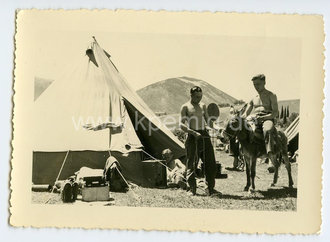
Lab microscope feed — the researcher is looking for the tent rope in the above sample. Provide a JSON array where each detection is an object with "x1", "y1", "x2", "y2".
[
  {"x1": 140, "y1": 149, "x2": 186, "y2": 178},
  {"x1": 45, "y1": 150, "x2": 70, "y2": 204},
  {"x1": 114, "y1": 166, "x2": 130, "y2": 189},
  {"x1": 140, "y1": 149, "x2": 207, "y2": 193},
  {"x1": 107, "y1": 150, "x2": 141, "y2": 200},
  {"x1": 114, "y1": 164, "x2": 142, "y2": 201}
]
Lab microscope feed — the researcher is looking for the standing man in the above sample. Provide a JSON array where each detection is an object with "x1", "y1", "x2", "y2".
[
  {"x1": 180, "y1": 86, "x2": 218, "y2": 196},
  {"x1": 242, "y1": 74, "x2": 279, "y2": 172}
]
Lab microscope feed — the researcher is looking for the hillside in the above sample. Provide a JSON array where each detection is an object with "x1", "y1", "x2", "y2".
[{"x1": 137, "y1": 76, "x2": 238, "y2": 114}]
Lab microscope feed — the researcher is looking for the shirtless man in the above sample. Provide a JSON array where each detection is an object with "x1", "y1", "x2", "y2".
[
  {"x1": 180, "y1": 86, "x2": 217, "y2": 196},
  {"x1": 242, "y1": 74, "x2": 279, "y2": 171},
  {"x1": 162, "y1": 149, "x2": 186, "y2": 189}
]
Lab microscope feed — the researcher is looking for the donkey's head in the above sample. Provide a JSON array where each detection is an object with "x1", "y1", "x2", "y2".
[{"x1": 222, "y1": 115, "x2": 244, "y2": 141}]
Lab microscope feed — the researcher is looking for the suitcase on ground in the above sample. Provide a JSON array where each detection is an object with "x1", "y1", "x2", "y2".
[
  {"x1": 81, "y1": 185, "x2": 110, "y2": 202},
  {"x1": 81, "y1": 175, "x2": 109, "y2": 202}
]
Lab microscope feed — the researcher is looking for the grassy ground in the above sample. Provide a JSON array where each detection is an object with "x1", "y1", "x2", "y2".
[{"x1": 32, "y1": 150, "x2": 298, "y2": 211}]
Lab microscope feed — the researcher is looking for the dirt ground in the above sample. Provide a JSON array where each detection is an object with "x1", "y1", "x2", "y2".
[{"x1": 32, "y1": 150, "x2": 298, "y2": 211}]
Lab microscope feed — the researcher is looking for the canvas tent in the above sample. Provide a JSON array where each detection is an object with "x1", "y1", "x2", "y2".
[
  {"x1": 284, "y1": 116, "x2": 299, "y2": 154},
  {"x1": 32, "y1": 39, "x2": 185, "y2": 186}
]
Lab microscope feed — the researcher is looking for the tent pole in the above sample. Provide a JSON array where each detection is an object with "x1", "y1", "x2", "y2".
[
  {"x1": 109, "y1": 94, "x2": 112, "y2": 149},
  {"x1": 45, "y1": 150, "x2": 70, "y2": 204},
  {"x1": 109, "y1": 129, "x2": 112, "y2": 149}
]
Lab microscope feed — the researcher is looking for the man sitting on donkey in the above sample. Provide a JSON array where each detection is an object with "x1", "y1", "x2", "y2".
[
  {"x1": 222, "y1": 74, "x2": 293, "y2": 191},
  {"x1": 241, "y1": 74, "x2": 279, "y2": 173}
]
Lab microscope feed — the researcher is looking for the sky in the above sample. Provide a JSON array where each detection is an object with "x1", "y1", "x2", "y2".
[{"x1": 18, "y1": 10, "x2": 301, "y2": 102}]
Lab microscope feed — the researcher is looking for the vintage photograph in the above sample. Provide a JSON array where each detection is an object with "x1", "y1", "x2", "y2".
[
  {"x1": 31, "y1": 35, "x2": 300, "y2": 210},
  {"x1": 10, "y1": 10, "x2": 323, "y2": 232}
]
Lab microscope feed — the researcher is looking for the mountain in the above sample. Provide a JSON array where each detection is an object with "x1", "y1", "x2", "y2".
[
  {"x1": 278, "y1": 99, "x2": 300, "y2": 114},
  {"x1": 137, "y1": 76, "x2": 238, "y2": 114}
]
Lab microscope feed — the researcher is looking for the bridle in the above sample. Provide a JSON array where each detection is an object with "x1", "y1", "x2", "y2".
[
  {"x1": 221, "y1": 129, "x2": 237, "y2": 140},
  {"x1": 222, "y1": 116, "x2": 243, "y2": 140}
]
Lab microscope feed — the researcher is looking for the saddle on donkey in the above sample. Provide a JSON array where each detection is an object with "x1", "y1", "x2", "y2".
[{"x1": 246, "y1": 115, "x2": 287, "y2": 157}]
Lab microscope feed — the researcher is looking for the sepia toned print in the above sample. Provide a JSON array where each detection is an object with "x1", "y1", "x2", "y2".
[{"x1": 10, "y1": 10, "x2": 323, "y2": 233}]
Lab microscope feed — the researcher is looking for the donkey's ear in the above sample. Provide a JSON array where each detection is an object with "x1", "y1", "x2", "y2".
[{"x1": 238, "y1": 103, "x2": 248, "y2": 116}]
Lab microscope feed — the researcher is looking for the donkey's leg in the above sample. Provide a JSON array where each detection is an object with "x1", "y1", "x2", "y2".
[
  {"x1": 272, "y1": 165, "x2": 279, "y2": 187},
  {"x1": 244, "y1": 155, "x2": 251, "y2": 191},
  {"x1": 282, "y1": 153, "x2": 294, "y2": 188},
  {"x1": 269, "y1": 152, "x2": 280, "y2": 187},
  {"x1": 250, "y1": 156, "x2": 257, "y2": 191}
]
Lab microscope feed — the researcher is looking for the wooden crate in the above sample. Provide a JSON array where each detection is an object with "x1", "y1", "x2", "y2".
[{"x1": 141, "y1": 160, "x2": 167, "y2": 187}]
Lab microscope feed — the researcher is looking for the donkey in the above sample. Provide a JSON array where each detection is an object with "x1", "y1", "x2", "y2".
[{"x1": 222, "y1": 115, "x2": 294, "y2": 192}]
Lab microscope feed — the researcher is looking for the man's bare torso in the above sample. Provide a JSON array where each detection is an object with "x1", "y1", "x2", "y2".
[
  {"x1": 181, "y1": 101, "x2": 206, "y2": 130},
  {"x1": 251, "y1": 89, "x2": 276, "y2": 115}
]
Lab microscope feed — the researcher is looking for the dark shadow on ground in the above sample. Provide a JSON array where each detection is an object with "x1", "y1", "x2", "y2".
[
  {"x1": 211, "y1": 187, "x2": 297, "y2": 200},
  {"x1": 259, "y1": 187, "x2": 297, "y2": 199}
]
